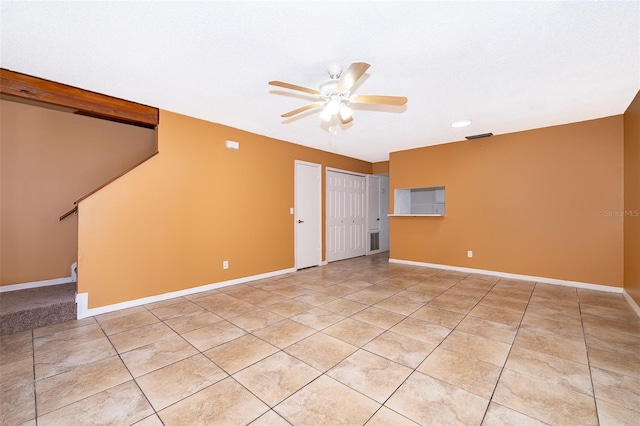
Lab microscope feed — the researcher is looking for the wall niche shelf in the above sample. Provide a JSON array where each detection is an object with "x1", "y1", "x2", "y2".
[{"x1": 392, "y1": 186, "x2": 445, "y2": 216}]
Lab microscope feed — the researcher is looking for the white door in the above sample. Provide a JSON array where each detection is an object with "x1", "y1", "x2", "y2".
[
  {"x1": 295, "y1": 161, "x2": 321, "y2": 269},
  {"x1": 379, "y1": 176, "x2": 390, "y2": 251},
  {"x1": 366, "y1": 175, "x2": 381, "y2": 254},
  {"x1": 327, "y1": 169, "x2": 366, "y2": 262}
]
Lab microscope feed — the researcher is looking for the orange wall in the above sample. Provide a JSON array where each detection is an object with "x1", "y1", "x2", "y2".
[
  {"x1": 0, "y1": 100, "x2": 156, "y2": 286},
  {"x1": 624, "y1": 91, "x2": 640, "y2": 305},
  {"x1": 78, "y1": 110, "x2": 371, "y2": 308},
  {"x1": 389, "y1": 116, "x2": 624, "y2": 287},
  {"x1": 372, "y1": 161, "x2": 389, "y2": 174}
]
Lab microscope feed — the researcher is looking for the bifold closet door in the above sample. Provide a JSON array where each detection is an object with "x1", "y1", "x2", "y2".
[{"x1": 327, "y1": 170, "x2": 366, "y2": 262}]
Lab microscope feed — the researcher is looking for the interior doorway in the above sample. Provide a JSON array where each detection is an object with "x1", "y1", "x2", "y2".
[{"x1": 366, "y1": 174, "x2": 390, "y2": 254}]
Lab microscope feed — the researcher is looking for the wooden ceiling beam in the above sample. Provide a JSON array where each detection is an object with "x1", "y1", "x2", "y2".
[{"x1": 0, "y1": 68, "x2": 158, "y2": 128}]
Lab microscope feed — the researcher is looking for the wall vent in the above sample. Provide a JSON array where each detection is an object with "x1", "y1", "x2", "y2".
[
  {"x1": 465, "y1": 132, "x2": 493, "y2": 140},
  {"x1": 370, "y1": 232, "x2": 380, "y2": 251}
]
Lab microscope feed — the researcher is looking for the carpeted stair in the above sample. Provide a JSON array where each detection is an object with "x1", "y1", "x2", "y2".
[{"x1": 0, "y1": 283, "x2": 77, "y2": 335}]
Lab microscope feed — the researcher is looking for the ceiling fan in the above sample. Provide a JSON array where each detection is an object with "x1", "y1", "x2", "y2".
[{"x1": 269, "y1": 62, "x2": 407, "y2": 124}]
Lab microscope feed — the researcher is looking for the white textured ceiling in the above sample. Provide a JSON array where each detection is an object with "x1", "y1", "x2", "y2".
[{"x1": 1, "y1": 1, "x2": 639, "y2": 162}]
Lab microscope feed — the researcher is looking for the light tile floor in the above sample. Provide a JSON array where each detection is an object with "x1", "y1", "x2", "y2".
[{"x1": 2, "y1": 253, "x2": 640, "y2": 425}]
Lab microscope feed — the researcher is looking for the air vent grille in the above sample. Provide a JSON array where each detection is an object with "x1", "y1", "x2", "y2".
[
  {"x1": 465, "y1": 132, "x2": 493, "y2": 140},
  {"x1": 370, "y1": 232, "x2": 380, "y2": 251}
]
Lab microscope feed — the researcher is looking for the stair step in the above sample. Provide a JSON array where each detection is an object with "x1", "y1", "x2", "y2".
[{"x1": 0, "y1": 283, "x2": 77, "y2": 335}]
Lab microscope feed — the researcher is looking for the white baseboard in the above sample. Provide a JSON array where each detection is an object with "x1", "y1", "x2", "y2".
[
  {"x1": 389, "y1": 258, "x2": 624, "y2": 294},
  {"x1": 76, "y1": 267, "x2": 296, "y2": 319},
  {"x1": 0, "y1": 276, "x2": 75, "y2": 293},
  {"x1": 623, "y1": 289, "x2": 640, "y2": 318}
]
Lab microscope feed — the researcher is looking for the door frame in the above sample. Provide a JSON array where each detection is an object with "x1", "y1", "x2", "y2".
[
  {"x1": 325, "y1": 167, "x2": 368, "y2": 262},
  {"x1": 294, "y1": 160, "x2": 322, "y2": 270},
  {"x1": 366, "y1": 174, "x2": 381, "y2": 255},
  {"x1": 378, "y1": 175, "x2": 390, "y2": 252}
]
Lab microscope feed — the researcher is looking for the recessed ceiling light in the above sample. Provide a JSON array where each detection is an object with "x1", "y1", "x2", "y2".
[{"x1": 450, "y1": 119, "x2": 472, "y2": 128}]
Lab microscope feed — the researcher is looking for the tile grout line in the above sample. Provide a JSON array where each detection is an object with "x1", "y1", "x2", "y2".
[
  {"x1": 30, "y1": 328, "x2": 38, "y2": 426},
  {"x1": 269, "y1": 270, "x2": 424, "y2": 424},
  {"x1": 241, "y1": 264, "x2": 430, "y2": 424},
  {"x1": 105, "y1": 305, "x2": 160, "y2": 424},
  {"x1": 477, "y1": 279, "x2": 537, "y2": 425},
  {"x1": 141, "y1": 296, "x2": 323, "y2": 424},
  {"x1": 577, "y1": 289, "x2": 601, "y2": 425},
  {"x1": 360, "y1": 271, "x2": 488, "y2": 423},
  {"x1": 361, "y1": 271, "x2": 494, "y2": 424},
  {"x1": 366, "y1": 272, "x2": 504, "y2": 423},
  {"x1": 128, "y1": 305, "x2": 243, "y2": 424},
  {"x1": 431, "y1": 273, "x2": 509, "y2": 424}
]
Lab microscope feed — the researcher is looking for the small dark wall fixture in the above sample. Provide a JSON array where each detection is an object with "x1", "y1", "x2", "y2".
[{"x1": 465, "y1": 133, "x2": 494, "y2": 140}]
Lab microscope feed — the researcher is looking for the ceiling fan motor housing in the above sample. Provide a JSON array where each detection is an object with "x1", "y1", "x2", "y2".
[{"x1": 319, "y1": 79, "x2": 344, "y2": 98}]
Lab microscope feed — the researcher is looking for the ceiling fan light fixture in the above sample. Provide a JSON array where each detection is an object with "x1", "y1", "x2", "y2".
[
  {"x1": 320, "y1": 101, "x2": 337, "y2": 122},
  {"x1": 320, "y1": 98, "x2": 340, "y2": 121},
  {"x1": 339, "y1": 104, "x2": 353, "y2": 122},
  {"x1": 320, "y1": 107, "x2": 331, "y2": 123},
  {"x1": 319, "y1": 107, "x2": 332, "y2": 122},
  {"x1": 451, "y1": 119, "x2": 472, "y2": 128},
  {"x1": 327, "y1": 99, "x2": 341, "y2": 113}
]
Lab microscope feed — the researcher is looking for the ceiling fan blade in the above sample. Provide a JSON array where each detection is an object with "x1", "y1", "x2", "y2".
[
  {"x1": 351, "y1": 94, "x2": 408, "y2": 106},
  {"x1": 281, "y1": 101, "x2": 325, "y2": 118},
  {"x1": 335, "y1": 62, "x2": 370, "y2": 93},
  {"x1": 269, "y1": 80, "x2": 323, "y2": 96}
]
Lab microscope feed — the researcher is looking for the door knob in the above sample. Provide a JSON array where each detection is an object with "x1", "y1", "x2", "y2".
[{"x1": 298, "y1": 219, "x2": 304, "y2": 223}]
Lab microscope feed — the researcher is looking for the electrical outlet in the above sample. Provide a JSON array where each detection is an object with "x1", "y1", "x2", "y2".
[
  {"x1": 467, "y1": 250, "x2": 473, "y2": 258},
  {"x1": 223, "y1": 260, "x2": 229, "y2": 269}
]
